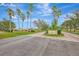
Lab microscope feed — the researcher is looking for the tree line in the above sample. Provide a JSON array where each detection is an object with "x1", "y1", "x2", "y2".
[
  {"x1": 0, "y1": 4, "x2": 33, "y2": 32},
  {"x1": 0, "y1": 4, "x2": 61, "y2": 32},
  {"x1": 61, "y1": 10, "x2": 79, "y2": 32},
  {"x1": 0, "y1": 19, "x2": 15, "y2": 31},
  {"x1": 33, "y1": 5, "x2": 61, "y2": 31}
]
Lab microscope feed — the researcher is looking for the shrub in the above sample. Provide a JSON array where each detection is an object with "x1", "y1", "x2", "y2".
[
  {"x1": 57, "y1": 29, "x2": 62, "y2": 35},
  {"x1": 31, "y1": 29, "x2": 35, "y2": 32}
]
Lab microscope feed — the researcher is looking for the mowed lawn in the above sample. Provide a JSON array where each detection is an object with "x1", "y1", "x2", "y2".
[
  {"x1": 72, "y1": 31, "x2": 79, "y2": 35},
  {"x1": 66, "y1": 30, "x2": 79, "y2": 35},
  {"x1": 0, "y1": 31, "x2": 35, "y2": 39}
]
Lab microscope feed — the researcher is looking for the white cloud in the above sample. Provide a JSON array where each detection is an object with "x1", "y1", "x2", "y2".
[
  {"x1": 41, "y1": 13, "x2": 51, "y2": 16},
  {"x1": 12, "y1": 16, "x2": 17, "y2": 19},
  {"x1": 0, "y1": 3, "x2": 5, "y2": 6},
  {"x1": 0, "y1": 3, "x2": 16, "y2": 8},
  {"x1": 60, "y1": 4, "x2": 76, "y2": 10},
  {"x1": 34, "y1": 3, "x2": 52, "y2": 16},
  {"x1": 10, "y1": 4, "x2": 16, "y2": 7},
  {"x1": 34, "y1": 3, "x2": 77, "y2": 17}
]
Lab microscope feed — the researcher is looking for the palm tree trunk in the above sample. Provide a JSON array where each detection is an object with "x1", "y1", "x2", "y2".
[
  {"x1": 18, "y1": 18, "x2": 20, "y2": 30},
  {"x1": 27, "y1": 19, "x2": 28, "y2": 31},
  {"x1": 27, "y1": 16, "x2": 30, "y2": 32},
  {"x1": 74, "y1": 29, "x2": 75, "y2": 32},
  {"x1": 9, "y1": 16, "x2": 12, "y2": 32},
  {"x1": 22, "y1": 21, "x2": 23, "y2": 31},
  {"x1": 29, "y1": 16, "x2": 31, "y2": 32}
]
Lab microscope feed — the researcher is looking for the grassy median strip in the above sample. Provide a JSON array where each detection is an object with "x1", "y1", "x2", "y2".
[{"x1": 0, "y1": 31, "x2": 35, "y2": 39}]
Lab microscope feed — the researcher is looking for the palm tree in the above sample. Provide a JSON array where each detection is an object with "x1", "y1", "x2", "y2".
[
  {"x1": 52, "y1": 5, "x2": 61, "y2": 30},
  {"x1": 26, "y1": 11, "x2": 30, "y2": 30},
  {"x1": 7, "y1": 8, "x2": 14, "y2": 32},
  {"x1": 20, "y1": 13, "x2": 25, "y2": 31},
  {"x1": 28, "y1": 3, "x2": 33, "y2": 31},
  {"x1": 16, "y1": 8, "x2": 22, "y2": 30}
]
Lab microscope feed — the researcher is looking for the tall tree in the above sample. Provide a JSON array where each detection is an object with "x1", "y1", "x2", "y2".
[
  {"x1": 61, "y1": 12, "x2": 79, "y2": 32},
  {"x1": 20, "y1": 13, "x2": 26, "y2": 31},
  {"x1": 16, "y1": 8, "x2": 22, "y2": 30},
  {"x1": 33, "y1": 19, "x2": 49, "y2": 31},
  {"x1": 0, "y1": 19, "x2": 16, "y2": 31},
  {"x1": 7, "y1": 8, "x2": 14, "y2": 32},
  {"x1": 52, "y1": 5, "x2": 61, "y2": 30},
  {"x1": 26, "y1": 11, "x2": 30, "y2": 30},
  {"x1": 28, "y1": 3, "x2": 33, "y2": 31},
  {"x1": 74, "y1": 10, "x2": 79, "y2": 30}
]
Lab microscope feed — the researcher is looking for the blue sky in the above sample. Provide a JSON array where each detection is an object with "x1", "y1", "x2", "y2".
[{"x1": 0, "y1": 3, "x2": 79, "y2": 29}]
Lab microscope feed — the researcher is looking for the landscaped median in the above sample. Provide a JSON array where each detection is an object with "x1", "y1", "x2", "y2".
[
  {"x1": 44, "y1": 30, "x2": 64, "y2": 38},
  {"x1": 0, "y1": 31, "x2": 36, "y2": 39},
  {"x1": 45, "y1": 34, "x2": 64, "y2": 37}
]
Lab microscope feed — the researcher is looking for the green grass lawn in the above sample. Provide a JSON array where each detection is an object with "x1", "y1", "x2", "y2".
[
  {"x1": 0, "y1": 31, "x2": 35, "y2": 39},
  {"x1": 71, "y1": 30, "x2": 79, "y2": 35},
  {"x1": 69, "y1": 32, "x2": 79, "y2": 35},
  {"x1": 73, "y1": 32, "x2": 79, "y2": 35},
  {"x1": 64, "y1": 30, "x2": 79, "y2": 35}
]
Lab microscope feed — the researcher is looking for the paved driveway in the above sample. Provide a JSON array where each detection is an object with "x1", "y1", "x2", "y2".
[{"x1": 0, "y1": 32, "x2": 79, "y2": 56}]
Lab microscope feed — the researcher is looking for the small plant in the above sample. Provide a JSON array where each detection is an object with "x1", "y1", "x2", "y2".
[{"x1": 57, "y1": 29, "x2": 62, "y2": 35}]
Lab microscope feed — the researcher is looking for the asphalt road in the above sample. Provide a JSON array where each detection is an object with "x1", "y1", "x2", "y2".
[{"x1": 0, "y1": 33, "x2": 79, "y2": 56}]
